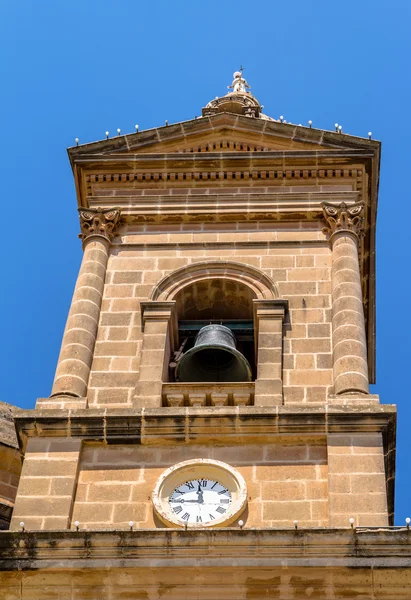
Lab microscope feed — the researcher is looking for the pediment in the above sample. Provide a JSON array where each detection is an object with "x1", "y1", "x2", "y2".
[
  {"x1": 69, "y1": 113, "x2": 378, "y2": 159},
  {"x1": 127, "y1": 128, "x2": 322, "y2": 153}
]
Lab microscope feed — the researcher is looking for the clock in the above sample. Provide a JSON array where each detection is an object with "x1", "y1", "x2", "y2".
[{"x1": 152, "y1": 458, "x2": 247, "y2": 528}]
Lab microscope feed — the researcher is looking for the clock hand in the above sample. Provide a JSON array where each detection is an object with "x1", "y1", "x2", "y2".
[{"x1": 196, "y1": 482, "x2": 204, "y2": 504}]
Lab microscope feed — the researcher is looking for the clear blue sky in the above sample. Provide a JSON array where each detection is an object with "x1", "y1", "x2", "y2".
[{"x1": 1, "y1": 0, "x2": 410, "y2": 523}]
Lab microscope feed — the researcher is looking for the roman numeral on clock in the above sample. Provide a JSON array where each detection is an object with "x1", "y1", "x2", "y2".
[
  {"x1": 216, "y1": 506, "x2": 226, "y2": 514},
  {"x1": 182, "y1": 512, "x2": 190, "y2": 521},
  {"x1": 218, "y1": 489, "x2": 228, "y2": 495},
  {"x1": 173, "y1": 506, "x2": 182, "y2": 514},
  {"x1": 196, "y1": 516, "x2": 202, "y2": 523},
  {"x1": 185, "y1": 482, "x2": 195, "y2": 490}
]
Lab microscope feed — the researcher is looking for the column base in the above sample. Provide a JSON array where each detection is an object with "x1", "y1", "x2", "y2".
[
  {"x1": 327, "y1": 393, "x2": 380, "y2": 405},
  {"x1": 36, "y1": 396, "x2": 88, "y2": 410}
]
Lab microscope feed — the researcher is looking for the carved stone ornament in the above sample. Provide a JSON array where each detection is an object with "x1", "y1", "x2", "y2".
[
  {"x1": 78, "y1": 207, "x2": 121, "y2": 244},
  {"x1": 322, "y1": 201, "x2": 365, "y2": 240}
]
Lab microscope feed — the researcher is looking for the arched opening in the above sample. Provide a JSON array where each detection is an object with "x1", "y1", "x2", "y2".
[
  {"x1": 170, "y1": 278, "x2": 257, "y2": 382},
  {"x1": 144, "y1": 261, "x2": 285, "y2": 403}
]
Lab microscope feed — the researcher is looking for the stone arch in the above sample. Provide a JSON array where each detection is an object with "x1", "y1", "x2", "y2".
[{"x1": 150, "y1": 261, "x2": 279, "y2": 303}]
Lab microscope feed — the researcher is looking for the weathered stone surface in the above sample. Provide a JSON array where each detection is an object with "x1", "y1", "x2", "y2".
[{"x1": 0, "y1": 402, "x2": 22, "y2": 530}]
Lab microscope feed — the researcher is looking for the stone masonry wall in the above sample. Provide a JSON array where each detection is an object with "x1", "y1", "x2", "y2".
[
  {"x1": 88, "y1": 221, "x2": 332, "y2": 407},
  {"x1": 71, "y1": 438, "x2": 328, "y2": 529},
  {"x1": 328, "y1": 433, "x2": 388, "y2": 527}
]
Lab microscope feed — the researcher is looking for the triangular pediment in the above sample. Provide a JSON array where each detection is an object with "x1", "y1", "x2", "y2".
[
  {"x1": 69, "y1": 113, "x2": 377, "y2": 159},
  {"x1": 127, "y1": 128, "x2": 323, "y2": 153}
]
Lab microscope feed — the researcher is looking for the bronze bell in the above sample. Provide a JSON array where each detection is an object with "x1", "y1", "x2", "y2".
[{"x1": 175, "y1": 324, "x2": 252, "y2": 382}]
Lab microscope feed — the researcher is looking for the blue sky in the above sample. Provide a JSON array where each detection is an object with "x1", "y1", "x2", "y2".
[{"x1": 0, "y1": 0, "x2": 410, "y2": 523}]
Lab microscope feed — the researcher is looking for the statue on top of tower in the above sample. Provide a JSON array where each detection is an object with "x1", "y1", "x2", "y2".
[{"x1": 228, "y1": 70, "x2": 251, "y2": 94}]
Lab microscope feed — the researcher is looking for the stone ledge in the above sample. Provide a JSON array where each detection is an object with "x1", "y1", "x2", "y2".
[
  {"x1": 15, "y1": 403, "x2": 396, "y2": 450},
  {"x1": 162, "y1": 382, "x2": 255, "y2": 407},
  {"x1": 0, "y1": 528, "x2": 410, "y2": 570}
]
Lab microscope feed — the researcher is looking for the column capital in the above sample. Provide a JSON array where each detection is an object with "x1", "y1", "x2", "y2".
[
  {"x1": 322, "y1": 201, "x2": 365, "y2": 242},
  {"x1": 78, "y1": 207, "x2": 121, "y2": 246}
]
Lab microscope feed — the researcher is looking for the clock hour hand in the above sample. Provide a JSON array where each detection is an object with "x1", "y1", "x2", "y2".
[{"x1": 197, "y1": 481, "x2": 204, "y2": 504}]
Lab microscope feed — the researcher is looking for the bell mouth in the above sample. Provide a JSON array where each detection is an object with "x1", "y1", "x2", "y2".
[{"x1": 175, "y1": 325, "x2": 252, "y2": 383}]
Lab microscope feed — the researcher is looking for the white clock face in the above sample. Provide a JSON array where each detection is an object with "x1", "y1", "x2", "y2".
[
  {"x1": 152, "y1": 458, "x2": 247, "y2": 529},
  {"x1": 169, "y1": 478, "x2": 232, "y2": 524}
]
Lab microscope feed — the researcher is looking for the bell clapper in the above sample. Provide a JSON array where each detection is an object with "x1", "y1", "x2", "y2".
[{"x1": 169, "y1": 337, "x2": 189, "y2": 370}]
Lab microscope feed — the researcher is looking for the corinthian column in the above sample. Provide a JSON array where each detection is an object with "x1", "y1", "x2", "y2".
[
  {"x1": 50, "y1": 207, "x2": 121, "y2": 399},
  {"x1": 322, "y1": 202, "x2": 369, "y2": 395}
]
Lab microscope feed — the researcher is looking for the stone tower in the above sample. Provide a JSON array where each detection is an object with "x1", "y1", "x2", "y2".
[{"x1": 1, "y1": 72, "x2": 408, "y2": 599}]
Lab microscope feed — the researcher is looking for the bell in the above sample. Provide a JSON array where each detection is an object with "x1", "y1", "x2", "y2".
[{"x1": 175, "y1": 324, "x2": 252, "y2": 382}]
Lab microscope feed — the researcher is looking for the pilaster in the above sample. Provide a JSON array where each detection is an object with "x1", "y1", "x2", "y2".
[
  {"x1": 134, "y1": 301, "x2": 177, "y2": 408},
  {"x1": 10, "y1": 437, "x2": 82, "y2": 531},
  {"x1": 253, "y1": 299, "x2": 288, "y2": 406}
]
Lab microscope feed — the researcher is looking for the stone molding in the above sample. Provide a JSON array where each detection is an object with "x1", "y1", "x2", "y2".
[
  {"x1": 13, "y1": 404, "x2": 395, "y2": 448},
  {"x1": 91, "y1": 191, "x2": 360, "y2": 223},
  {"x1": 78, "y1": 207, "x2": 121, "y2": 246},
  {"x1": 86, "y1": 167, "x2": 364, "y2": 184},
  {"x1": 140, "y1": 301, "x2": 178, "y2": 349},
  {"x1": 322, "y1": 201, "x2": 365, "y2": 242},
  {"x1": 151, "y1": 261, "x2": 279, "y2": 302},
  {"x1": 0, "y1": 528, "x2": 409, "y2": 570},
  {"x1": 253, "y1": 299, "x2": 288, "y2": 328}
]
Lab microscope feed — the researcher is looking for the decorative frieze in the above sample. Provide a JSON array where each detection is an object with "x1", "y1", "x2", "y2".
[
  {"x1": 78, "y1": 207, "x2": 121, "y2": 245},
  {"x1": 85, "y1": 168, "x2": 363, "y2": 184}
]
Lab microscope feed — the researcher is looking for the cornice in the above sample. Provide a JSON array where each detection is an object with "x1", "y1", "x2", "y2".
[
  {"x1": 67, "y1": 113, "x2": 381, "y2": 159},
  {"x1": 14, "y1": 403, "x2": 396, "y2": 450},
  {"x1": 88, "y1": 191, "x2": 359, "y2": 222},
  {"x1": 0, "y1": 528, "x2": 409, "y2": 570},
  {"x1": 73, "y1": 148, "x2": 376, "y2": 164}
]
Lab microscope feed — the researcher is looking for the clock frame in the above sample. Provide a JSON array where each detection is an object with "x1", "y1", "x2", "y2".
[{"x1": 152, "y1": 458, "x2": 247, "y2": 528}]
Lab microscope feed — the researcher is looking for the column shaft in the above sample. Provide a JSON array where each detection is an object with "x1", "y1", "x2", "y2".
[
  {"x1": 50, "y1": 207, "x2": 121, "y2": 400},
  {"x1": 51, "y1": 237, "x2": 110, "y2": 398},
  {"x1": 331, "y1": 233, "x2": 369, "y2": 394},
  {"x1": 323, "y1": 201, "x2": 369, "y2": 395}
]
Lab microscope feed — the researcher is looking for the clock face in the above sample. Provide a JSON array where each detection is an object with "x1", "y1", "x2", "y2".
[
  {"x1": 169, "y1": 478, "x2": 232, "y2": 524},
  {"x1": 152, "y1": 458, "x2": 247, "y2": 529}
]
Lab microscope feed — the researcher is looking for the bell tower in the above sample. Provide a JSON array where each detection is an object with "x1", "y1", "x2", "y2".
[{"x1": 1, "y1": 72, "x2": 406, "y2": 599}]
